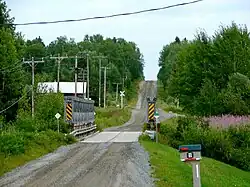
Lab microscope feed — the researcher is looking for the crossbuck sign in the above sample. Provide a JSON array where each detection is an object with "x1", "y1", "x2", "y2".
[
  {"x1": 120, "y1": 91, "x2": 125, "y2": 108},
  {"x1": 120, "y1": 91, "x2": 125, "y2": 97}
]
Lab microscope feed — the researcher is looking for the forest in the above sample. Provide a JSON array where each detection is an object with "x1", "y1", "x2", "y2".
[{"x1": 158, "y1": 22, "x2": 250, "y2": 116}]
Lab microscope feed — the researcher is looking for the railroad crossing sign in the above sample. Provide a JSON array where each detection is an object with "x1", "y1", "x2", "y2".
[
  {"x1": 120, "y1": 91, "x2": 125, "y2": 109},
  {"x1": 55, "y1": 113, "x2": 61, "y2": 119},
  {"x1": 120, "y1": 91, "x2": 125, "y2": 97}
]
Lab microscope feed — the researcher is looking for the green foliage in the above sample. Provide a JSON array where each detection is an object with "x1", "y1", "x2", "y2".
[
  {"x1": 158, "y1": 22, "x2": 250, "y2": 116},
  {"x1": 163, "y1": 105, "x2": 183, "y2": 114},
  {"x1": 0, "y1": 130, "x2": 25, "y2": 157},
  {"x1": 95, "y1": 107, "x2": 131, "y2": 130},
  {"x1": 0, "y1": 129, "x2": 76, "y2": 176},
  {"x1": 138, "y1": 134, "x2": 152, "y2": 141},
  {"x1": 0, "y1": 0, "x2": 15, "y2": 31},
  {"x1": 160, "y1": 117, "x2": 250, "y2": 171}
]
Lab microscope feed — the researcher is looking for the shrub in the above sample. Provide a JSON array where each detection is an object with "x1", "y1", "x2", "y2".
[
  {"x1": 164, "y1": 105, "x2": 183, "y2": 114},
  {"x1": 64, "y1": 134, "x2": 77, "y2": 144},
  {"x1": 160, "y1": 116, "x2": 250, "y2": 171},
  {"x1": 0, "y1": 130, "x2": 25, "y2": 157},
  {"x1": 139, "y1": 134, "x2": 152, "y2": 142}
]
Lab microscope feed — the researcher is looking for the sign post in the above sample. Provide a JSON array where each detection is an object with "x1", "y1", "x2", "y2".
[
  {"x1": 55, "y1": 113, "x2": 61, "y2": 133},
  {"x1": 120, "y1": 91, "x2": 125, "y2": 109},
  {"x1": 179, "y1": 144, "x2": 202, "y2": 187},
  {"x1": 154, "y1": 110, "x2": 159, "y2": 143}
]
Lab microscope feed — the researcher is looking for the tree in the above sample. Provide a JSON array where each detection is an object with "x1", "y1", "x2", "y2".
[
  {"x1": 0, "y1": 0, "x2": 15, "y2": 31},
  {"x1": 0, "y1": 28, "x2": 26, "y2": 121},
  {"x1": 158, "y1": 22, "x2": 250, "y2": 116}
]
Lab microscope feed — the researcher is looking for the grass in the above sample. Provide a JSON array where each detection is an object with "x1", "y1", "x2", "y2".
[
  {"x1": 140, "y1": 139, "x2": 250, "y2": 187},
  {"x1": 0, "y1": 142, "x2": 60, "y2": 176},
  {"x1": 0, "y1": 131, "x2": 76, "y2": 177},
  {"x1": 95, "y1": 107, "x2": 132, "y2": 130},
  {"x1": 95, "y1": 81, "x2": 140, "y2": 131}
]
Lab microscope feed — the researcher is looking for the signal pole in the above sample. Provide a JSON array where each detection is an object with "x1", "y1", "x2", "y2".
[
  {"x1": 50, "y1": 54, "x2": 68, "y2": 93},
  {"x1": 23, "y1": 57, "x2": 44, "y2": 118}
]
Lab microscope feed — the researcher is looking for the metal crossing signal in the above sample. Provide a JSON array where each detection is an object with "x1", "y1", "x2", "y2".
[{"x1": 66, "y1": 103, "x2": 73, "y2": 121}]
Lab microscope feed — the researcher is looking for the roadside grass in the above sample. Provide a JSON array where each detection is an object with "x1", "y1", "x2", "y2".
[
  {"x1": 95, "y1": 80, "x2": 140, "y2": 131},
  {"x1": 140, "y1": 139, "x2": 250, "y2": 187},
  {"x1": 0, "y1": 130, "x2": 76, "y2": 177},
  {"x1": 95, "y1": 107, "x2": 132, "y2": 130}
]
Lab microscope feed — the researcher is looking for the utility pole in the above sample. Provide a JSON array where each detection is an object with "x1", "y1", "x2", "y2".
[
  {"x1": 78, "y1": 68, "x2": 87, "y2": 98},
  {"x1": 104, "y1": 67, "x2": 107, "y2": 108},
  {"x1": 99, "y1": 58, "x2": 102, "y2": 107},
  {"x1": 87, "y1": 53, "x2": 90, "y2": 100},
  {"x1": 101, "y1": 65, "x2": 111, "y2": 108},
  {"x1": 113, "y1": 83, "x2": 121, "y2": 105},
  {"x1": 122, "y1": 61, "x2": 125, "y2": 90},
  {"x1": 74, "y1": 56, "x2": 78, "y2": 97},
  {"x1": 96, "y1": 55, "x2": 107, "y2": 107},
  {"x1": 82, "y1": 69, "x2": 85, "y2": 98},
  {"x1": 50, "y1": 54, "x2": 68, "y2": 93},
  {"x1": 23, "y1": 57, "x2": 44, "y2": 118}
]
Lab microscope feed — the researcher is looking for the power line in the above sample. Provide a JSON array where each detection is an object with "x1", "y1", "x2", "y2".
[
  {"x1": 0, "y1": 88, "x2": 32, "y2": 114},
  {"x1": 4, "y1": 0, "x2": 203, "y2": 26}
]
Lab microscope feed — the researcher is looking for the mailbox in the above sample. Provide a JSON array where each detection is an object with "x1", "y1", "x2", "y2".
[{"x1": 179, "y1": 144, "x2": 202, "y2": 162}]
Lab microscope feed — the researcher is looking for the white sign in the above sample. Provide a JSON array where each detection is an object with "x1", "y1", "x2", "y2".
[
  {"x1": 55, "y1": 113, "x2": 61, "y2": 119},
  {"x1": 120, "y1": 91, "x2": 125, "y2": 97}
]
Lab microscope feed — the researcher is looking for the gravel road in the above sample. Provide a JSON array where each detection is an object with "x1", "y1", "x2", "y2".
[{"x1": 0, "y1": 81, "x2": 165, "y2": 187}]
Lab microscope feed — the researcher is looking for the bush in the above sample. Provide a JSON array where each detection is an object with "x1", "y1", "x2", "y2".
[
  {"x1": 139, "y1": 134, "x2": 152, "y2": 142},
  {"x1": 160, "y1": 116, "x2": 250, "y2": 171},
  {"x1": 64, "y1": 134, "x2": 77, "y2": 144},
  {"x1": 164, "y1": 105, "x2": 183, "y2": 114},
  {"x1": 0, "y1": 130, "x2": 25, "y2": 157},
  {"x1": 0, "y1": 128, "x2": 77, "y2": 158}
]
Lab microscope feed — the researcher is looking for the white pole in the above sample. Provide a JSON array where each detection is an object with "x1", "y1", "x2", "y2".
[{"x1": 57, "y1": 119, "x2": 59, "y2": 133}]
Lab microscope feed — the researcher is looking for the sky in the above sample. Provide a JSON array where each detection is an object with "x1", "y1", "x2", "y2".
[{"x1": 6, "y1": 0, "x2": 250, "y2": 80}]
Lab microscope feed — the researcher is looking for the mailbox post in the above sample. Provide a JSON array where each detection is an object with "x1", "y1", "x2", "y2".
[{"x1": 179, "y1": 144, "x2": 202, "y2": 187}]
